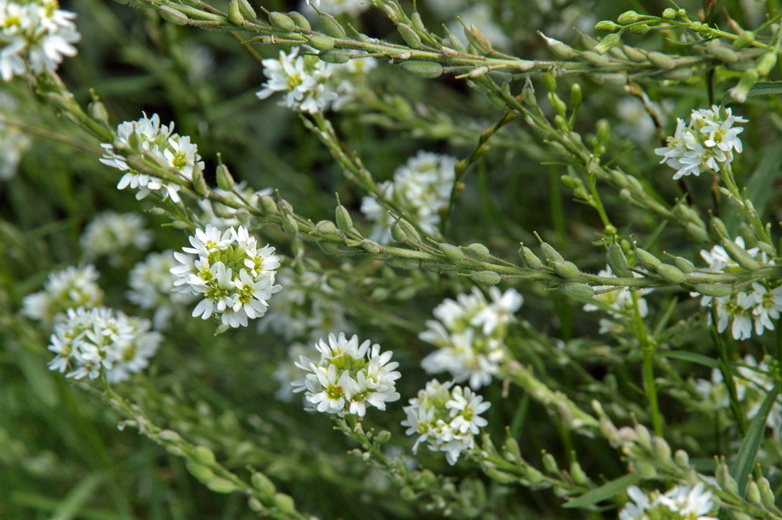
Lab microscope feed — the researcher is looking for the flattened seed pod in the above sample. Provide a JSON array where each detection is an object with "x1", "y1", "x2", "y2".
[{"x1": 399, "y1": 60, "x2": 443, "y2": 78}]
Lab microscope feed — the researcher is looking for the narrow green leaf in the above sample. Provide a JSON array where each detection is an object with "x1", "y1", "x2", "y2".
[
  {"x1": 730, "y1": 384, "x2": 779, "y2": 494},
  {"x1": 563, "y1": 473, "x2": 641, "y2": 508},
  {"x1": 660, "y1": 351, "x2": 720, "y2": 369},
  {"x1": 51, "y1": 473, "x2": 104, "y2": 520}
]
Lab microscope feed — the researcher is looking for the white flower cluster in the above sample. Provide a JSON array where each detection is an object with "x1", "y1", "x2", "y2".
[
  {"x1": 0, "y1": 90, "x2": 30, "y2": 180},
  {"x1": 583, "y1": 266, "x2": 651, "y2": 335},
  {"x1": 100, "y1": 113, "x2": 204, "y2": 203},
  {"x1": 693, "y1": 238, "x2": 781, "y2": 340},
  {"x1": 361, "y1": 151, "x2": 457, "y2": 243},
  {"x1": 256, "y1": 46, "x2": 375, "y2": 113},
  {"x1": 22, "y1": 264, "x2": 104, "y2": 325},
  {"x1": 0, "y1": 0, "x2": 80, "y2": 82},
  {"x1": 401, "y1": 379, "x2": 490, "y2": 465},
  {"x1": 127, "y1": 250, "x2": 196, "y2": 331},
  {"x1": 259, "y1": 266, "x2": 351, "y2": 342},
  {"x1": 47, "y1": 306, "x2": 162, "y2": 383},
  {"x1": 655, "y1": 105, "x2": 747, "y2": 180},
  {"x1": 292, "y1": 333, "x2": 401, "y2": 417},
  {"x1": 80, "y1": 211, "x2": 152, "y2": 263},
  {"x1": 620, "y1": 483, "x2": 717, "y2": 520},
  {"x1": 171, "y1": 225, "x2": 282, "y2": 328},
  {"x1": 420, "y1": 287, "x2": 522, "y2": 389},
  {"x1": 695, "y1": 354, "x2": 782, "y2": 435},
  {"x1": 303, "y1": 0, "x2": 370, "y2": 17}
]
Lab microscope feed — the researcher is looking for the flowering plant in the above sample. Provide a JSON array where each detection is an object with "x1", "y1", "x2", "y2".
[{"x1": 4, "y1": 0, "x2": 782, "y2": 518}]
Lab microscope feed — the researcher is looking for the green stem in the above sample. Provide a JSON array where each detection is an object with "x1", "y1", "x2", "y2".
[{"x1": 632, "y1": 292, "x2": 662, "y2": 437}]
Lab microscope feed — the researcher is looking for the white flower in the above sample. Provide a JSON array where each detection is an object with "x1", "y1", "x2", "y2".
[
  {"x1": 655, "y1": 105, "x2": 746, "y2": 179},
  {"x1": 620, "y1": 483, "x2": 717, "y2": 520},
  {"x1": 127, "y1": 251, "x2": 196, "y2": 330},
  {"x1": 100, "y1": 113, "x2": 204, "y2": 203},
  {"x1": 420, "y1": 287, "x2": 521, "y2": 389},
  {"x1": 292, "y1": 333, "x2": 401, "y2": 417},
  {"x1": 0, "y1": 0, "x2": 80, "y2": 82},
  {"x1": 21, "y1": 264, "x2": 103, "y2": 325},
  {"x1": 361, "y1": 151, "x2": 457, "y2": 243},
  {"x1": 80, "y1": 211, "x2": 152, "y2": 263},
  {"x1": 171, "y1": 225, "x2": 282, "y2": 328},
  {"x1": 256, "y1": 47, "x2": 372, "y2": 113},
  {"x1": 47, "y1": 306, "x2": 162, "y2": 383},
  {"x1": 401, "y1": 379, "x2": 490, "y2": 465}
]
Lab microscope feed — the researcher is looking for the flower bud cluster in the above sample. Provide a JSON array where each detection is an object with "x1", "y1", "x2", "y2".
[
  {"x1": 420, "y1": 287, "x2": 522, "y2": 389},
  {"x1": 0, "y1": 0, "x2": 80, "y2": 82},
  {"x1": 361, "y1": 151, "x2": 457, "y2": 243},
  {"x1": 47, "y1": 306, "x2": 162, "y2": 383},
  {"x1": 292, "y1": 333, "x2": 401, "y2": 417},
  {"x1": 655, "y1": 105, "x2": 747, "y2": 180},
  {"x1": 100, "y1": 113, "x2": 205, "y2": 203},
  {"x1": 171, "y1": 225, "x2": 282, "y2": 328},
  {"x1": 401, "y1": 379, "x2": 490, "y2": 465}
]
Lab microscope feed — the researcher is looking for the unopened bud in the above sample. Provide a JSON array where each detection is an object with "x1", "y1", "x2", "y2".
[
  {"x1": 595, "y1": 20, "x2": 621, "y2": 32},
  {"x1": 185, "y1": 461, "x2": 214, "y2": 482},
  {"x1": 616, "y1": 10, "x2": 640, "y2": 24},
  {"x1": 662, "y1": 8, "x2": 677, "y2": 19},
  {"x1": 88, "y1": 99, "x2": 109, "y2": 126},
  {"x1": 758, "y1": 476, "x2": 776, "y2": 508},
  {"x1": 730, "y1": 68, "x2": 759, "y2": 103}
]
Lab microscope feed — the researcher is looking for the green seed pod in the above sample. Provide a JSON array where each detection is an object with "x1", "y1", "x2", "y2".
[
  {"x1": 622, "y1": 45, "x2": 647, "y2": 62},
  {"x1": 159, "y1": 5, "x2": 189, "y2": 25},
  {"x1": 569, "y1": 461, "x2": 590, "y2": 485},
  {"x1": 465, "y1": 25, "x2": 493, "y2": 54},
  {"x1": 633, "y1": 246, "x2": 661, "y2": 270},
  {"x1": 282, "y1": 215, "x2": 299, "y2": 235},
  {"x1": 706, "y1": 40, "x2": 739, "y2": 63},
  {"x1": 616, "y1": 10, "x2": 640, "y2": 24},
  {"x1": 595, "y1": 20, "x2": 621, "y2": 32},
  {"x1": 484, "y1": 466, "x2": 517, "y2": 484},
  {"x1": 87, "y1": 99, "x2": 110, "y2": 126},
  {"x1": 318, "y1": 50, "x2": 350, "y2": 64},
  {"x1": 387, "y1": 256, "x2": 419, "y2": 270},
  {"x1": 686, "y1": 222, "x2": 709, "y2": 243},
  {"x1": 690, "y1": 283, "x2": 733, "y2": 297},
  {"x1": 746, "y1": 480, "x2": 763, "y2": 506},
  {"x1": 216, "y1": 163, "x2": 235, "y2": 191},
  {"x1": 360, "y1": 240, "x2": 382, "y2": 254},
  {"x1": 470, "y1": 271, "x2": 502, "y2": 285},
  {"x1": 558, "y1": 282, "x2": 595, "y2": 300},
  {"x1": 397, "y1": 23, "x2": 421, "y2": 48},
  {"x1": 651, "y1": 436, "x2": 672, "y2": 462},
  {"x1": 315, "y1": 220, "x2": 337, "y2": 235},
  {"x1": 398, "y1": 60, "x2": 443, "y2": 79},
  {"x1": 439, "y1": 243, "x2": 465, "y2": 261},
  {"x1": 542, "y1": 72, "x2": 557, "y2": 92},
  {"x1": 273, "y1": 492, "x2": 296, "y2": 512},
  {"x1": 547, "y1": 92, "x2": 568, "y2": 115},
  {"x1": 541, "y1": 452, "x2": 560, "y2": 475},
  {"x1": 756, "y1": 52, "x2": 777, "y2": 76},
  {"x1": 259, "y1": 196, "x2": 277, "y2": 215},
  {"x1": 205, "y1": 477, "x2": 239, "y2": 494},
  {"x1": 375, "y1": 430, "x2": 392, "y2": 443},
  {"x1": 721, "y1": 238, "x2": 761, "y2": 270},
  {"x1": 583, "y1": 50, "x2": 610, "y2": 65},
  {"x1": 237, "y1": 0, "x2": 256, "y2": 20},
  {"x1": 226, "y1": 0, "x2": 244, "y2": 25},
  {"x1": 185, "y1": 461, "x2": 214, "y2": 482},
  {"x1": 394, "y1": 219, "x2": 421, "y2": 243},
  {"x1": 251, "y1": 472, "x2": 276, "y2": 500},
  {"x1": 538, "y1": 33, "x2": 577, "y2": 59},
  {"x1": 320, "y1": 12, "x2": 346, "y2": 39},
  {"x1": 607, "y1": 242, "x2": 632, "y2": 277},
  {"x1": 466, "y1": 243, "x2": 491, "y2": 259},
  {"x1": 589, "y1": 73, "x2": 627, "y2": 86},
  {"x1": 411, "y1": 11, "x2": 426, "y2": 32},
  {"x1": 504, "y1": 437, "x2": 522, "y2": 461},
  {"x1": 716, "y1": 462, "x2": 739, "y2": 494},
  {"x1": 520, "y1": 245, "x2": 543, "y2": 269},
  {"x1": 288, "y1": 10, "x2": 310, "y2": 31},
  {"x1": 570, "y1": 83, "x2": 582, "y2": 107},
  {"x1": 552, "y1": 260, "x2": 580, "y2": 279},
  {"x1": 758, "y1": 477, "x2": 776, "y2": 508},
  {"x1": 539, "y1": 242, "x2": 564, "y2": 263},
  {"x1": 647, "y1": 51, "x2": 676, "y2": 69},
  {"x1": 334, "y1": 204, "x2": 353, "y2": 233},
  {"x1": 318, "y1": 241, "x2": 339, "y2": 254},
  {"x1": 193, "y1": 446, "x2": 216, "y2": 466},
  {"x1": 733, "y1": 31, "x2": 755, "y2": 50},
  {"x1": 655, "y1": 263, "x2": 686, "y2": 284},
  {"x1": 269, "y1": 12, "x2": 296, "y2": 32},
  {"x1": 673, "y1": 256, "x2": 695, "y2": 273},
  {"x1": 192, "y1": 168, "x2": 208, "y2": 197},
  {"x1": 247, "y1": 497, "x2": 264, "y2": 513},
  {"x1": 673, "y1": 449, "x2": 689, "y2": 468}
]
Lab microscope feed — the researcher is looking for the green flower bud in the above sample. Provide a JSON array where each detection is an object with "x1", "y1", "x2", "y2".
[
  {"x1": 520, "y1": 245, "x2": 543, "y2": 269},
  {"x1": 226, "y1": 0, "x2": 244, "y2": 25},
  {"x1": 470, "y1": 271, "x2": 502, "y2": 285},
  {"x1": 594, "y1": 33, "x2": 622, "y2": 55},
  {"x1": 553, "y1": 260, "x2": 580, "y2": 279},
  {"x1": 320, "y1": 12, "x2": 346, "y2": 38},
  {"x1": 595, "y1": 20, "x2": 621, "y2": 32},
  {"x1": 439, "y1": 243, "x2": 465, "y2": 261},
  {"x1": 397, "y1": 23, "x2": 422, "y2": 48},
  {"x1": 607, "y1": 242, "x2": 632, "y2": 277},
  {"x1": 733, "y1": 31, "x2": 755, "y2": 49},
  {"x1": 288, "y1": 11, "x2": 311, "y2": 31},
  {"x1": 558, "y1": 282, "x2": 595, "y2": 300},
  {"x1": 570, "y1": 83, "x2": 582, "y2": 107},
  {"x1": 628, "y1": 23, "x2": 650, "y2": 34},
  {"x1": 616, "y1": 10, "x2": 640, "y2": 24},
  {"x1": 399, "y1": 60, "x2": 443, "y2": 79},
  {"x1": 662, "y1": 8, "x2": 677, "y2": 19}
]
